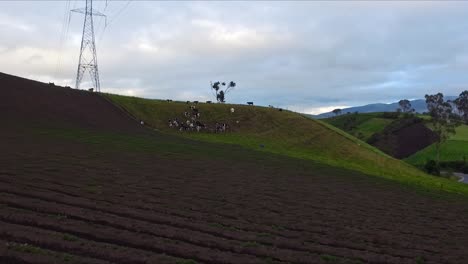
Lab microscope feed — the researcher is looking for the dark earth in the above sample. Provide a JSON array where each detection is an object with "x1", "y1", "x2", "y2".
[
  {"x1": 1, "y1": 72, "x2": 468, "y2": 264},
  {"x1": 368, "y1": 118, "x2": 438, "y2": 159}
]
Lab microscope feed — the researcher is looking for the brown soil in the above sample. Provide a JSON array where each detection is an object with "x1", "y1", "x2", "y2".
[
  {"x1": 368, "y1": 119, "x2": 438, "y2": 159},
  {"x1": 0, "y1": 72, "x2": 144, "y2": 133},
  {"x1": 1, "y1": 72, "x2": 468, "y2": 264}
]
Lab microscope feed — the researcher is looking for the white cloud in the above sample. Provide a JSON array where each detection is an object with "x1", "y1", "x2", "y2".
[
  {"x1": 2, "y1": 1, "x2": 468, "y2": 113},
  {"x1": 0, "y1": 14, "x2": 35, "y2": 32},
  {"x1": 293, "y1": 105, "x2": 351, "y2": 115}
]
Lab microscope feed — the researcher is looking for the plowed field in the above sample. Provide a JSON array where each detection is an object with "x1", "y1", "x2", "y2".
[{"x1": 1, "y1": 72, "x2": 468, "y2": 264}]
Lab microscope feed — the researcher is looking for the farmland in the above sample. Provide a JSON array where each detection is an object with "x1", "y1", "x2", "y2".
[
  {"x1": 406, "y1": 125, "x2": 468, "y2": 166},
  {"x1": 2, "y1": 72, "x2": 468, "y2": 263},
  {"x1": 323, "y1": 113, "x2": 394, "y2": 141},
  {"x1": 106, "y1": 95, "x2": 465, "y2": 194}
]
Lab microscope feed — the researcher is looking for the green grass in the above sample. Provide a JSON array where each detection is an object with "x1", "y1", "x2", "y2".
[
  {"x1": 324, "y1": 112, "x2": 384, "y2": 129},
  {"x1": 451, "y1": 125, "x2": 468, "y2": 141},
  {"x1": 101, "y1": 93, "x2": 468, "y2": 196},
  {"x1": 355, "y1": 118, "x2": 393, "y2": 140},
  {"x1": 323, "y1": 113, "x2": 395, "y2": 140},
  {"x1": 406, "y1": 125, "x2": 468, "y2": 166}
]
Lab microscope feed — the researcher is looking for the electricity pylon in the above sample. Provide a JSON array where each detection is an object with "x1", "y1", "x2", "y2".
[{"x1": 72, "y1": 0, "x2": 105, "y2": 92}]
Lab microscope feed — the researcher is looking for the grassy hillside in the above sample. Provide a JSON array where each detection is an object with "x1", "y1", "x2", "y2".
[
  {"x1": 324, "y1": 113, "x2": 394, "y2": 141},
  {"x1": 406, "y1": 125, "x2": 468, "y2": 166},
  {"x1": 105, "y1": 94, "x2": 468, "y2": 195}
]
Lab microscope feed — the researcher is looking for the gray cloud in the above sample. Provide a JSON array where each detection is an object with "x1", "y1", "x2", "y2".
[{"x1": 2, "y1": 1, "x2": 468, "y2": 114}]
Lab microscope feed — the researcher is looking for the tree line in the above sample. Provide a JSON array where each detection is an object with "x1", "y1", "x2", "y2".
[{"x1": 332, "y1": 91, "x2": 468, "y2": 175}]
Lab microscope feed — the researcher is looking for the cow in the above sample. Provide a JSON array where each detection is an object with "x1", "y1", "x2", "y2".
[
  {"x1": 278, "y1": 108, "x2": 283, "y2": 112},
  {"x1": 48, "y1": 82, "x2": 55, "y2": 86},
  {"x1": 88, "y1": 88, "x2": 94, "y2": 92},
  {"x1": 166, "y1": 99, "x2": 173, "y2": 102},
  {"x1": 247, "y1": 102, "x2": 254, "y2": 106}
]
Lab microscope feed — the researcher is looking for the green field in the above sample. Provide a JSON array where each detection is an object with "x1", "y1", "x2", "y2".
[
  {"x1": 105, "y1": 94, "x2": 468, "y2": 195},
  {"x1": 323, "y1": 113, "x2": 395, "y2": 140},
  {"x1": 406, "y1": 125, "x2": 468, "y2": 166},
  {"x1": 355, "y1": 118, "x2": 394, "y2": 140}
]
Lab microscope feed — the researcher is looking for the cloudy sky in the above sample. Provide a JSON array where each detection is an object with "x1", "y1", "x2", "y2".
[{"x1": 2, "y1": 1, "x2": 468, "y2": 114}]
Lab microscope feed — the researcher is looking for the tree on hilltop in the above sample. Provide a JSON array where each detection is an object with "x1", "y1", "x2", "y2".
[
  {"x1": 211, "y1": 81, "x2": 236, "y2": 103},
  {"x1": 398, "y1": 99, "x2": 415, "y2": 114},
  {"x1": 332, "y1": 109, "x2": 342, "y2": 116}
]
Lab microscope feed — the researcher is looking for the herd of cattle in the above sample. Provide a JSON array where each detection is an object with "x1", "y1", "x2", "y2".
[{"x1": 167, "y1": 103, "x2": 232, "y2": 133}]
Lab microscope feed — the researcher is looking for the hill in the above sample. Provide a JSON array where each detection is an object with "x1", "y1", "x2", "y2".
[
  {"x1": 313, "y1": 97, "x2": 456, "y2": 119},
  {"x1": 0, "y1": 72, "x2": 142, "y2": 133},
  {"x1": 105, "y1": 94, "x2": 468, "y2": 193},
  {"x1": 323, "y1": 113, "x2": 438, "y2": 159},
  {"x1": 406, "y1": 125, "x2": 468, "y2": 169},
  {"x1": 323, "y1": 112, "x2": 395, "y2": 141},
  {"x1": 2, "y1": 72, "x2": 468, "y2": 263},
  {"x1": 367, "y1": 117, "x2": 438, "y2": 159}
]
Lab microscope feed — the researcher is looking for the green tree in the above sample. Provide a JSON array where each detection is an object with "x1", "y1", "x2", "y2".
[
  {"x1": 454, "y1": 90, "x2": 468, "y2": 124},
  {"x1": 332, "y1": 108, "x2": 342, "y2": 116},
  {"x1": 211, "y1": 81, "x2": 236, "y2": 103},
  {"x1": 425, "y1": 93, "x2": 459, "y2": 166},
  {"x1": 398, "y1": 99, "x2": 415, "y2": 114}
]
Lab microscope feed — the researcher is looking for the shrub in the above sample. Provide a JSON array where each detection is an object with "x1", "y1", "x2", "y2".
[
  {"x1": 382, "y1": 112, "x2": 400, "y2": 119},
  {"x1": 424, "y1": 160, "x2": 440, "y2": 176}
]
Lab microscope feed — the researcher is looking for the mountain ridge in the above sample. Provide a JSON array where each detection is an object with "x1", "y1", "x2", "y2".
[{"x1": 313, "y1": 97, "x2": 457, "y2": 119}]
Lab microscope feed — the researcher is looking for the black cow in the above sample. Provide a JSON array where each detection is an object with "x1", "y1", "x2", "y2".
[{"x1": 247, "y1": 102, "x2": 254, "y2": 106}]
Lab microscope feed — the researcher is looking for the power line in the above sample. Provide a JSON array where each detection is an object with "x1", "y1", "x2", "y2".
[
  {"x1": 54, "y1": 0, "x2": 71, "y2": 81},
  {"x1": 107, "y1": 0, "x2": 132, "y2": 29},
  {"x1": 97, "y1": 0, "x2": 132, "y2": 49}
]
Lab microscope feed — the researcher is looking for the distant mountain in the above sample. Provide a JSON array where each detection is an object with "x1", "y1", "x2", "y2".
[{"x1": 313, "y1": 97, "x2": 457, "y2": 119}]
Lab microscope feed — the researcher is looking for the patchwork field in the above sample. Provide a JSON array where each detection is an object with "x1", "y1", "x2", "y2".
[
  {"x1": 324, "y1": 113, "x2": 394, "y2": 141},
  {"x1": 2, "y1": 72, "x2": 468, "y2": 263},
  {"x1": 106, "y1": 95, "x2": 468, "y2": 194},
  {"x1": 406, "y1": 125, "x2": 468, "y2": 166}
]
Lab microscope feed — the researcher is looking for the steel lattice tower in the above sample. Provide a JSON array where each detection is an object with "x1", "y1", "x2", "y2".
[{"x1": 72, "y1": 0, "x2": 105, "y2": 92}]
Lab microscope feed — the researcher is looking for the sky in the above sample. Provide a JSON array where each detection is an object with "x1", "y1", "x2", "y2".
[{"x1": 2, "y1": 1, "x2": 468, "y2": 114}]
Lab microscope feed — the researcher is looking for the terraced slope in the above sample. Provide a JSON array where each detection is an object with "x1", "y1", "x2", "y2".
[{"x1": 106, "y1": 94, "x2": 465, "y2": 193}]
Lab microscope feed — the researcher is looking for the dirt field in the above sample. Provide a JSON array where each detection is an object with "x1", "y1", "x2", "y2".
[
  {"x1": 2, "y1": 72, "x2": 468, "y2": 264},
  {"x1": 368, "y1": 119, "x2": 438, "y2": 159}
]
